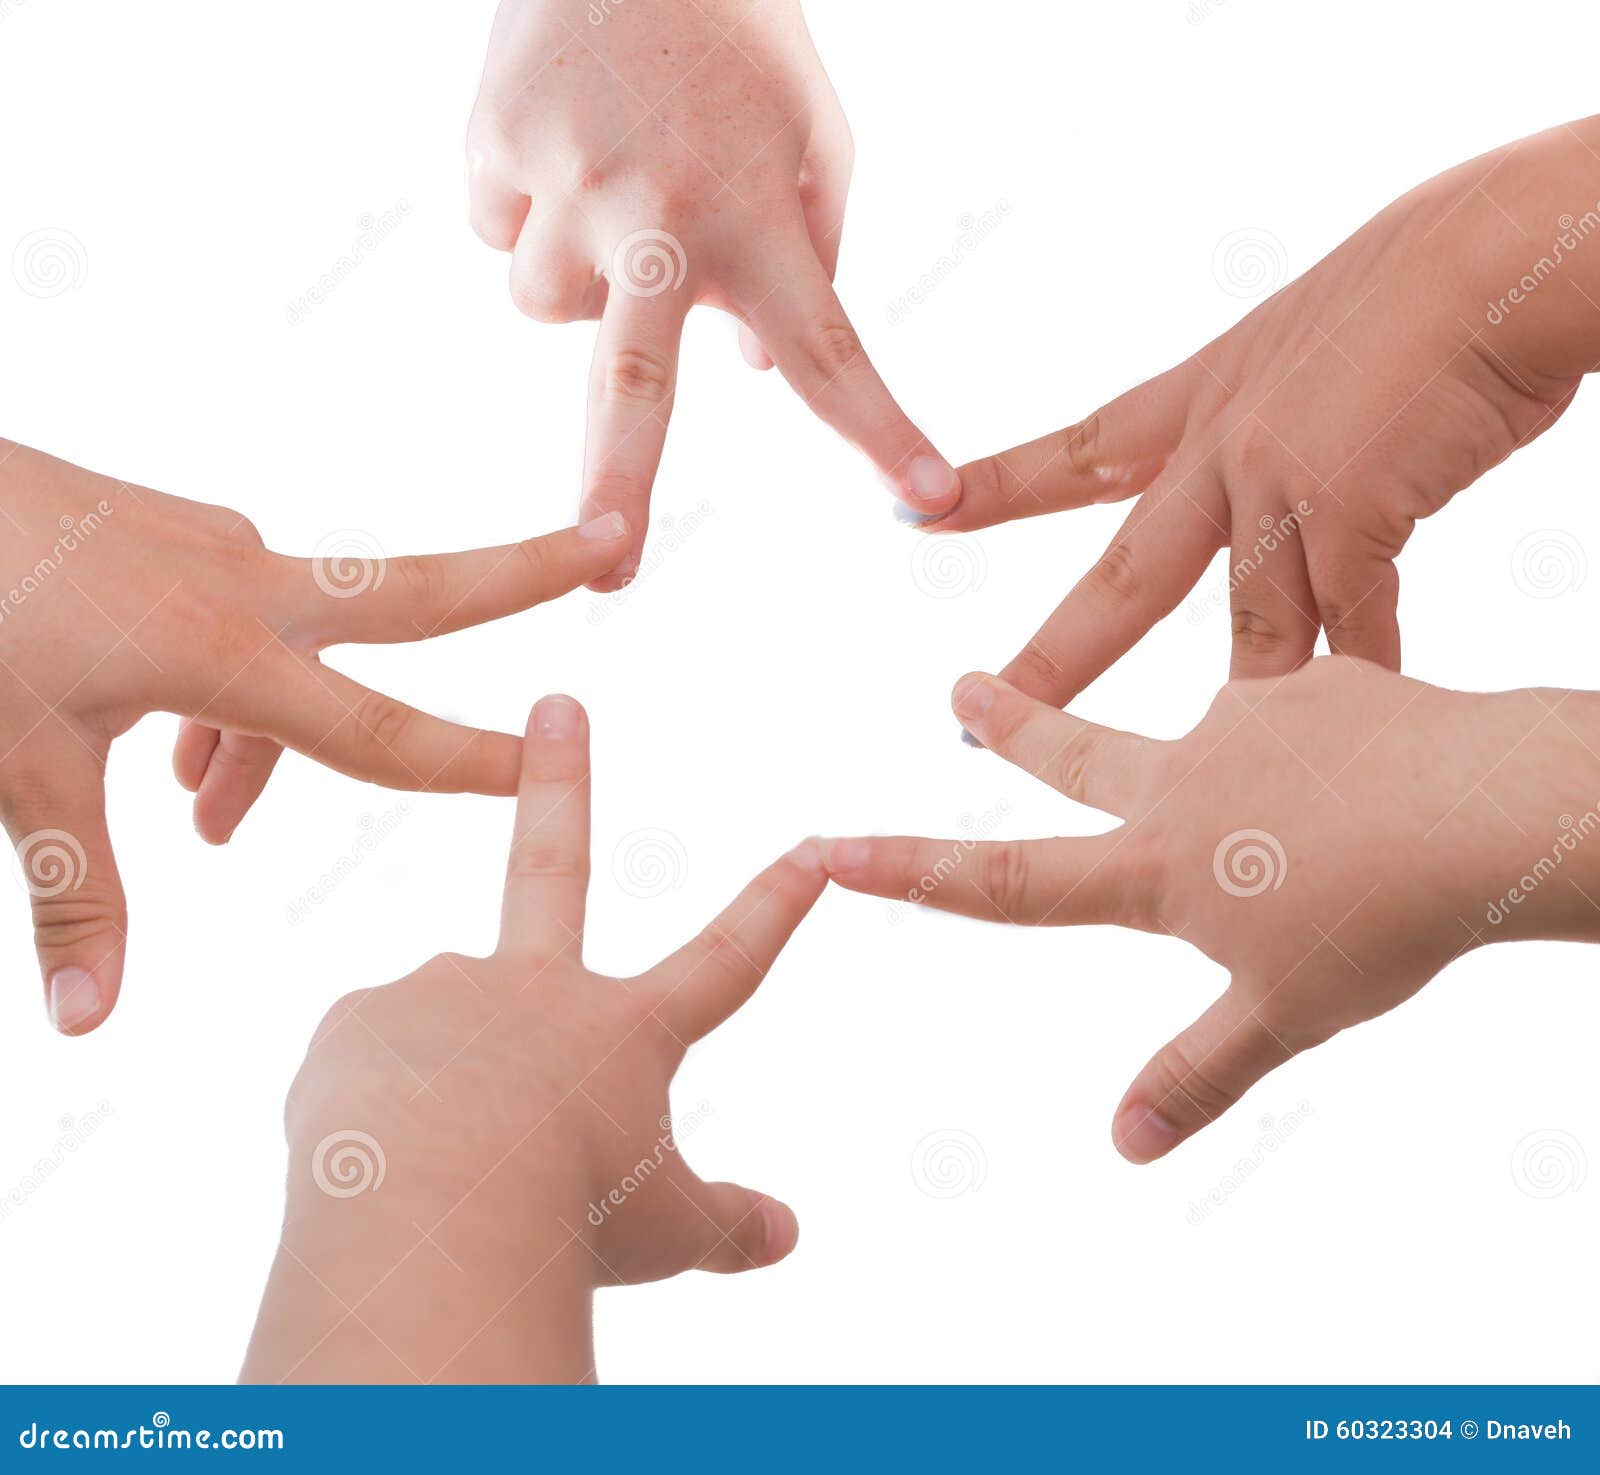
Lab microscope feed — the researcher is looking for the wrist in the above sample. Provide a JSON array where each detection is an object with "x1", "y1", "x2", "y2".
[{"x1": 1476, "y1": 689, "x2": 1600, "y2": 945}]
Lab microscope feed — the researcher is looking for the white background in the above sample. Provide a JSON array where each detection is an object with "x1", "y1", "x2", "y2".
[{"x1": 1, "y1": 0, "x2": 1596, "y2": 1384}]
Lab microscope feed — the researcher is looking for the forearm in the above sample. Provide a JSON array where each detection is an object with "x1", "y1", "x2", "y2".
[{"x1": 1437, "y1": 114, "x2": 1600, "y2": 384}]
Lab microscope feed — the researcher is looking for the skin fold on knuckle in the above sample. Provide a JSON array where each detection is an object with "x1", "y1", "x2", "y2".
[
  {"x1": 1145, "y1": 1036, "x2": 1240, "y2": 1124},
  {"x1": 800, "y1": 319, "x2": 867, "y2": 386},
  {"x1": 976, "y1": 844, "x2": 1033, "y2": 921},
  {"x1": 602, "y1": 347, "x2": 676, "y2": 408}
]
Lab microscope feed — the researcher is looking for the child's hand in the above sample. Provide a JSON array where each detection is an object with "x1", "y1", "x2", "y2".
[
  {"x1": 244, "y1": 696, "x2": 824, "y2": 1383},
  {"x1": 929, "y1": 119, "x2": 1600, "y2": 704},
  {"x1": 821, "y1": 657, "x2": 1600, "y2": 1163},
  {"x1": 0, "y1": 440, "x2": 630, "y2": 1034},
  {"x1": 466, "y1": 0, "x2": 959, "y2": 587}
]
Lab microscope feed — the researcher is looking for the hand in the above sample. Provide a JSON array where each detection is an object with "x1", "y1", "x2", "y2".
[
  {"x1": 930, "y1": 118, "x2": 1600, "y2": 705},
  {"x1": 242, "y1": 696, "x2": 824, "y2": 1383},
  {"x1": 821, "y1": 658, "x2": 1600, "y2": 1162},
  {"x1": 466, "y1": 0, "x2": 960, "y2": 589},
  {"x1": 0, "y1": 440, "x2": 630, "y2": 1035}
]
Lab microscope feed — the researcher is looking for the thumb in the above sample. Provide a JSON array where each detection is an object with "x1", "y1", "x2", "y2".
[
  {"x1": 3, "y1": 746, "x2": 126, "y2": 1035},
  {"x1": 684, "y1": 1180, "x2": 800, "y2": 1276},
  {"x1": 1112, "y1": 989, "x2": 1293, "y2": 1164}
]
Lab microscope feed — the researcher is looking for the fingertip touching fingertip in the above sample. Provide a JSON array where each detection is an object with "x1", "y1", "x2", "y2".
[
  {"x1": 577, "y1": 510, "x2": 629, "y2": 542},
  {"x1": 782, "y1": 836, "x2": 827, "y2": 880},
  {"x1": 819, "y1": 837, "x2": 869, "y2": 876},
  {"x1": 951, "y1": 672, "x2": 996, "y2": 724}
]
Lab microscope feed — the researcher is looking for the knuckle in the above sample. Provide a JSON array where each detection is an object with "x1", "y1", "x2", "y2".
[
  {"x1": 962, "y1": 454, "x2": 1007, "y2": 511},
  {"x1": 1008, "y1": 641, "x2": 1064, "y2": 695},
  {"x1": 1051, "y1": 728, "x2": 1103, "y2": 799},
  {"x1": 801, "y1": 319, "x2": 865, "y2": 383},
  {"x1": 509, "y1": 267, "x2": 583, "y2": 324},
  {"x1": 1062, "y1": 412, "x2": 1105, "y2": 477},
  {"x1": 394, "y1": 554, "x2": 449, "y2": 617},
  {"x1": 1150, "y1": 1036, "x2": 1240, "y2": 1121},
  {"x1": 30, "y1": 886, "x2": 123, "y2": 956},
  {"x1": 352, "y1": 690, "x2": 415, "y2": 754},
  {"x1": 693, "y1": 917, "x2": 750, "y2": 986},
  {"x1": 1085, "y1": 541, "x2": 1142, "y2": 606},
  {"x1": 1229, "y1": 606, "x2": 1293, "y2": 656},
  {"x1": 509, "y1": 535, "x2": 552, "y2": 590},
  {"x1": 603, "y1": 346, "x2": 676, "y2": 406},
  {"x1": 507, "y1": 842, "x2": 586, "y2": 885},
  {"x1": 977, "y1": 843, "x2": 1032, "y2": 919}
]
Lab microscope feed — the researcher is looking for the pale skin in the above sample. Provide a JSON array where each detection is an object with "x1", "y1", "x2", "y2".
[
  {"x1": 822, "y1": 658, "x2": 1600, "y2": 1164},
  {"x1": 0, "y1": 440, "x2": 631, "y2": 1035},
  {"x1": 929, "y1": 115, "x2": 1600, "y2": 705},
  {"x1": 242, "y1": 696, "x2": 823, "y2": 1384},
  {"x1": 466, "y1": 0, "x2": 961, "y2": 589}
]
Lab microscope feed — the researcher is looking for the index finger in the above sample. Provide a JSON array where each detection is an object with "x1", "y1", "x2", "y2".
[
  {"x1": 647, "y1": 840, "x2": 827, "y2": 1045},
  {"x1": 499, "y1": 694, "x2": 591, "y2": 955},
  {"x1": 1000, "y1": 470, "x2": 1226, "y2": 708},
  {"x1": 280, "y1": 517, "x2": 631, "y2": 648},
  {"x1": 578, "y1": 286, "x2": 692, "y2": 592},
  {"x1": 737, "y1": 235, "x2": 961, "y2": 521},
  {"x1": 819, "y1": 834, "x2": 1137, "y2": 928},
  {"x1": 952, "y1": 673, "x2": 1161, "y2": 820}
]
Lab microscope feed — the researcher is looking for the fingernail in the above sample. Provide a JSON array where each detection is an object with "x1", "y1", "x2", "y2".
[
  {"x1": 952, "y1": 674, "x2": 994, "y2": 723},
  {"x1": 820, "y1": 837, "x2": 869, "y2": 875},
  {"x1": 534, "y1": 695, "x2": 581, "y2": 739},
  {"x1": 1113, "y1": 1102, "x2": 1183, "y2": 1164},
  {"x1": 783, "y1": 837, "x2": 826, "y2": 878},
  {"x1": 892, "y1": 501, "x2": 941, "y2": 528},
  {"x1": 579, "y1": 510, "x2": 628, "y2": 541},
  {"x1": 905, "y1": 454, "x2": 960, "y2": 510},
  {"x1": 48, "y1": 966, "x2": 101, "y2": 1034}
]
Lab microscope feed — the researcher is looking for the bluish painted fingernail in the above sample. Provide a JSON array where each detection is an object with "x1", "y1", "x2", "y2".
[
  {"x1": 960, "y1": 727, "x2": 983, "y2": 748},
  {"x1": 893, "y1": 501, "x2": 941, "y2": 528}
]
